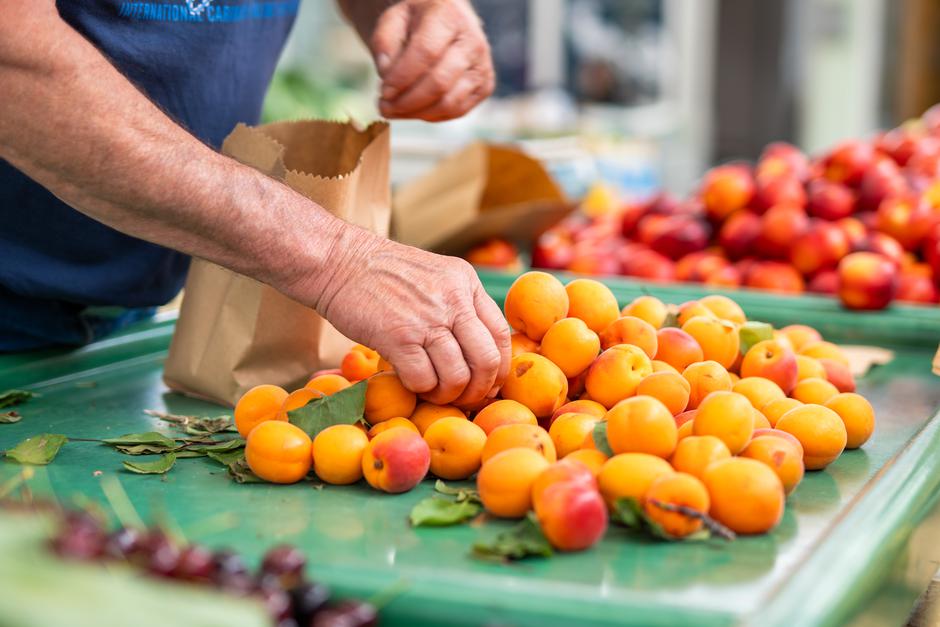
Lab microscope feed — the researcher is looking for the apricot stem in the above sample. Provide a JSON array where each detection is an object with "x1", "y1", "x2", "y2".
[{"x1": 647, "y1": 498, "x2": 736, "y2": 541}]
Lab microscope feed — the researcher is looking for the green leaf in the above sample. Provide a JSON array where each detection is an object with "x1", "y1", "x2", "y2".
[
  {"x1": 5, "y1": 434, "x2": 67, "y2": 465},
  {"x1": 739, "y1": 321, "x2": 774, "y2": 355},
  {"x1": 591, "y1": 421, "x2": 614, "y2": 457},
  {"x1": 288, "y1": 379, "x2": 367, "y2": 439},
  {"x1": 123, "y1": 453, "x2": 176, "y2": 475},
  {"x1": 660, "y1": 310, "x2": 680, "y2": 329},
  {"x1": 434, "y1": 480, "x2": 481, "y2": 503},
  {"x1": 115, "y1": 444, "x2": 179, "y2": 456},
  {"x1": 187, "y1": 438, "x2": 245, "y2": 454},
  {"x1": 226, "y1": 456, "x2": 264, "y2": 483},
  {"x1": 0, "y1": 411, "x2": 22, "y2": 424},
  {"x1": 473, "y1": 514, "x2": 553, "y2": 561},
  {"x1": 0, "y1": 390, "x2": 36, "y2": 410},
  {"x1": 206, "y1": 448, "x2": 246, "y2": 466},
  {"x1": 103, "y1": 431, "x2": 177, "y2": 448},
  {"x1": 174, "y1": 450, "x2": 208, "y2": 459},
  {"x1": 410, "y1": 496, "x2": 481, "y2": 527}
]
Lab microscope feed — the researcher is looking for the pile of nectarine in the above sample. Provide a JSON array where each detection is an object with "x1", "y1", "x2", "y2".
[
  {"x1": 232, "y1": 271, "x2": 876, "y2": 554},
  {"x1": 529, "y1": 106, "x2": 940, "y2": 309}
]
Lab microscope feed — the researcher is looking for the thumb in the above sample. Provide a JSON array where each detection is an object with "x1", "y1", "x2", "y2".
[{"x1": 370, "y1": 2, "x2": 410, "y2": 76}]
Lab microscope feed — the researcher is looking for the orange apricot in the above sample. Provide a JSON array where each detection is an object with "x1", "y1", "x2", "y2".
[
  {"x1": 643, "y1": 472, "x2": 711, "y2": 538},
  {"x1": 510, "y1": 332, "x2": 539, "y2": 357},
  {"x1": 504, "y1": 271, "x2": 569, "y2": 341},
  {"x1": 551, "y1": 399, "x2": 607, "y2": 424},
  {"x1": 534, "y1": 480, "x2": 609, "y2": 552},
  {"x1": 584, "y1": 344, "x2": 653, "y2": 409},
  {"x1": 799, "y1": 340, "x2": 849, "y2": 367},
  {"x1": 795, "y1": 355, "x2": 827, "y2": 382},
  {"x1": 791, "y1": 377, "x2": 839, "y2": 405},
  {"x1": 531, "y1": 458, "x2": 597, "y2": 510},
  {"x1": 740, "y1": 435, "x2": 804, "y2": 495},
  {"x1": 305, "y1": 373, "x2": 352, "y2": 396},
  {"x1": 362, "y1": 427, "x2": 430, "y2": 493},
  {"x1": 409, "y1": 403, "x2": 466, "y2": 435},
  {"x1": 368, "y1": 417, "x2": 419, "y2": 439},
  {"x1": 676, "y1": 300, "x2": 717, "y2": 326},
  {"x1": 703, "y1": 457, "x2": 785, "y2": 534},
  {"x1": 482, "y1": 423, "x2": 557, "y2": 464},
  {"x1": 651, "y1": 359, "x2": 681, "y2": 374},
  {"x1": 565, "y1": 449, "x2": 609, "y2": 476},
  {"x1": 423, "y1": 416, "x2": 487, "y2": 480},
  {"x1": 340, "y1": 345, "x2": 380, "y2": 381},
  {"x1": 566, "y1": 278, "x2": 620, "y2": 334},
  {"x1": 654, "y1": 327, "x2": 704, "y2": 372},
  {"x1": 681, "y1": 316, "x2": 741, "y2": 369},
  {"x1": 780, "y1": 324, "x2": 823, "y2": 351},
  {"x1": 364, "y1": 372, "x2": 417, "y2": 424},
  {"x1": 621, "y1": 295, "x2": 668, "y2": 329},
  {"x1": 312, "y1": 424, "x2": 369, "y2": 485},
  {"x1": 235, "y1": 384, "x2": 289, "y2": 438},
  {"x1": 818, "y1": 358, "x2": 857, "y2": 393},
  {"x1": 732, "y1": 377, "x2": 785, "y2": 411},
  {"x1": 599, "y1": 316, "x2": 658, "y2": 358},
  {"x1": 669, "y1": 435, "x2": 730, "y2": 479},
  {"x1": 605, "y1": 395, "x2": 678, "y2": 459},
  {"x1": 597, "y1": 453, "x2": 674, "y2": 510},
  {"x1": 681, "y1": 360, "x2": 733, "y2": 409},
  {"x1": 275, "y1": 387, "x2": 324, "y2": 421},
  {"x1": 245, "y1": 420, "x2": 312, "y2": 484},
  {"x1": 740, "y1": 340, "x2": 799, "y2": 394},
  {"x1": 824, "y1": 393, "x2": 875, "y2": 449},
  {"x1": 692, "y1": 391, "x2": 754, "y2": 454},
  {"x1": 472, "y1": 399, "x2": 537, "y2": 435},
  {"x1": 752, "y1": 408, "x2": 771, "y2": 430},
  {"x1": 540, "y1": 318, "x2": 601, "y2": 378},
  {"x1": 775, "y1": 404, "x2": 847, "y2": 469},
  {"x1": 699, "y1": 294, "x2": 747, "y2": 325},
  {"x1": 477, "y1": 448, "x2": 551, "y2": 517},
  {"x1": 549, "y1": 413, "x2": 599, "y2": 458},
  {"x1": 501, "y1": 353, "x2": 569, "y2": 418},
  {"x1": 762, "y1": 398, "x2": 803, "y2": 427},
  {"x1": 636, "y1": 371, "x2": 691, "y2": 416},
  {"x1": 677, "y1": 420, "x2": 694, "y2": 440}
]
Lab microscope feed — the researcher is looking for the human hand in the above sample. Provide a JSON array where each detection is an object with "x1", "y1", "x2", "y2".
[
  {"x1": 312, "y1": 235, "x2": 510, "y2": 406},
  {"x1": 369, "y1": 0, "x2": 495, "y2": 122}
]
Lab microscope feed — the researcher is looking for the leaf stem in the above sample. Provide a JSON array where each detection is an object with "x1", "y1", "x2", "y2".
[{"x1": 646, "y1": 499, "x2": 737, "y2": 541}]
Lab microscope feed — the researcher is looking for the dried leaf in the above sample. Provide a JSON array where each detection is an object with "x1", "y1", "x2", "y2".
[
  {"x1": 0, "y1": 390, "x2": 36, "y2": 410},
  {"x1": 0, "y1": 411, "x2": 22, "y2": 424},
  {"x1": 187, "y1": 438, "x2": 244, "y2": 454},
  {"x1": 5, "y1": 434, "x2": 66, "y2": 465},
  {"x1": 226, "y1": 457, "x2": 263, "y2": 483},
  {"x1": 288, "y1": 380, "x2": 367, "y2": 439},
  {"x1": 410, "y1": 497, "x2": 481, "y2": 527},
  {"x1": 123, "y1": 453, "x2": 177, "y2": 475},
  {"x1": 472, "y1": 514, "x2": 553, "y2": 561},
  {"x1": 144, "y1": 410, "x2": 236, "y2": 435}
]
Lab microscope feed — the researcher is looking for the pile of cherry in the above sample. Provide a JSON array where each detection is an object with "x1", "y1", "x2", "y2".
[{"x1": 50, "y1": 508, "x2": 377, "y2": 627}]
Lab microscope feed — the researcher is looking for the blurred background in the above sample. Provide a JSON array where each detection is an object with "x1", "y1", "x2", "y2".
[{"x1": 262, "y1": 0, "x2": 940, "y2": 200}]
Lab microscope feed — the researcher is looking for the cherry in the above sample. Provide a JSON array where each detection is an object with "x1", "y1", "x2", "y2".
[
  {"x1": 174, "y1": 544, "x2": 215, "y2": 581},
  {"x1": 310, "y1": 601, "x2": 378, "y2": 627},
  {"x1": 143, "y1": 531, "x2": 181, "y2": 577},
  {"x1": 289, "y1": 581, "x2": 331, "y2": 624},
  {"x1": 104, "y1": 526, "x2": 144, "y2": 560}
]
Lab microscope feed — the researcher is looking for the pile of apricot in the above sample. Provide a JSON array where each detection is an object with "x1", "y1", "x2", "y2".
[{"x1": 233, "y1": 271, "x2": 876, "y2": 552}]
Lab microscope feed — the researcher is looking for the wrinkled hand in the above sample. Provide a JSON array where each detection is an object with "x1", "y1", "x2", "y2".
[
  {"x1": 370, "y1": 0, "x2": 495, "y2": 121},
  {"x1": 315, "y1": 236, "x2": 510, "y2": 406}
]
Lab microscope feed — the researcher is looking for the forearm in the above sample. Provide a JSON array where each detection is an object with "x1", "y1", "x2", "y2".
[{"x1": 0, "y1": 1, "x2": 375, "y2": 308}]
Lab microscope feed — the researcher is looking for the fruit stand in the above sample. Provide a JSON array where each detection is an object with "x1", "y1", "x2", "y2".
[{"x1": 1, "y1": 276, "x2": 939, "y2": 627}]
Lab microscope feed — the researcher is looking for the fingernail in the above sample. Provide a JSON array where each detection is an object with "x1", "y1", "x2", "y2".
[{"x1": 376, "y1": 53, "x2": 390, "y2": 73}]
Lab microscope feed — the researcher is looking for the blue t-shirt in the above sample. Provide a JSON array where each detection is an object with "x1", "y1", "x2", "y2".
[{"x1": 0, "y1": 0, "x2": 299, "y2": 350}]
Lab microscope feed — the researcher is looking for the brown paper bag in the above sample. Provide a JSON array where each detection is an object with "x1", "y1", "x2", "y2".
[
  {"x1": 392, "y1": 142, "x2": 572, "y2": 255},
  {"x1": 163, "y1": 119, "x2": 390, "y2": 406}
]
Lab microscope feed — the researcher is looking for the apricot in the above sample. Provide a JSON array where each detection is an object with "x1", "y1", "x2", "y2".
[
  {"x1": 540, "y1": 318, "x2": 601, "y2": 378},
  {"x1": 670, "y1": 435, "x2": 730, "y2": 479},
  {"x1": 681, "y1": 316, "x2": 741, "y2": 369},
  {"x1": 819, "y1": 358, "x2": 857, "y2": 393},
  {"x1": 510, "y1": 332, "x2": 539, "y2": 357},
  {"x1": 621, "y1": 295, "x2": 668, "y2": 329},
  {"x1": 824, "y1": 393, "x2": 875, "y2": 449},
  {"x1": 600, "y1": 316, "x2": 658, "y2": 358},
  {"x1": 775, "y1": 404, "x2": 847, "y2": 469},
  {"x1": 565, "y1": 278, "x2": 620, "y2": 334},
  {"x1": 376, "y1": 356, "x2": 394, "y2": 372},
  {"x1": 676, "y1": 300, "x2": 716, "y2": 326},
  {"x1": 368, "y1": 417, "x2": 419, "y2": 439},
  {"x1": 597, "y1": 453, "x2": 674, "y2": 510},
  {"x1": 651, "y1": 359, "x2": 680, "y2": 374},
  {"x1": 362, "y1": 427, "x2": 430, "y2": 493},
  {"x1": 699, "y1": 294, "x2": 747, "y2": 325},
  {"x1": 675, "y1": 409, "x2": 697, "y2": 427},
  {"x1": 682, "y1": 360, "x2": 733, "y2": 409},
  {"x1": 235, "y1": 384, "x2": 289, "y2": 438},
  {"x1": 752, "y1": 408, "x2": 772, "y2": 430},
  {"x1": 423, "y1": 416, "x2": 487, "y2": 480},
  {"x1": 692, "y1": 391, "x2": 754, "y2": 454},
  {"x1": 703, "y1": 457, "x2": 785, "y2": 534},
  {"x1": 312, "y1": 424, "x2": 369, "y2": 485},
  {"x1": 740, "y1": 435, "x2": 804, "y2": 495},
  {"x1": 795, "y1": 355, "x2": 827, "y2": 382},
  {"x1": 504, "y1": 271, "x2": 569, "y2": 341},
  {"x1": 364, "y1": 372, "x2": 417, "y2": 424},
  {"x1": 643, "y1": 472, "x2": 711, "y2": 538},
  {"x1": 565, "y1": 449, "x2": 609, "y2": 476},
  {"x1": 501, "y1": 353, "x2": 569, "y2": 418},
  {"x1": 340, "y1": 345, "x2": 380, "y2": 381},
  {"x1": 751, "y1": 428, "x2": 805, "y2": 457},
  {"x1": 636, "y1": 371, "x2": 691, "y2": 416},
  {"x1": 245, "y1": 420, "x2": 312, "y2": 484},
  {"x1": 791, "y1": 377, "x2": 839, "y2": 405},
  {"x1": 535, "y1": 481, "x2": 608, "y2": 551},
  {"x1": 732, "y1": 377, "x2": 785, "y2": 411},
  {"x1": 482, "y1": 423, "x2": 556, "y2": 464},
  {"x1": 605, "y1": 396, "x2": 678, "y2": 459},
  {"x1": 780, "y1": 324, "x2": 823, "y2": 351},
  {"x1": 549, "y1": 413, "x2": 599, "y2": 458},
  {"x1": 531, "y1": 459, "x2": 597, "y2": 509},
  {"x1": 585, "y1": 344, "x2": 653, "y2": 409},
  {"x1": 305, "y1": 373, "x2": 352, "y2": 396},
  {"x1": 654, "y1": 327, "x2": 704, "y2": 372},
  {"x1": 762, "y1": 397, "x2": 803, "y2": 427},
  {"x1": 799, "y1": 340, "x2": 849, "y2": 367},
  {"x1": 275, "y1": 387, "x2": 324, "y2": 422},
  {"x1": 677, "y1": 420, "x2": 694, "y2": 441},
  {"x1": 477, "y1": 448, "x2": 551, "y2": 517},
  {"x1": 409, "y1": 402, "x2": 466, "y2": 435},
  {"x1": 740, "y1": 340, "x2": 799, "y2": 394},
  {"x1": 472, "y1": 399, "x2": 536, "y2": 435},
  {"x1": 551, "y1": 399, "x2": 607, "y2": 424}
]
